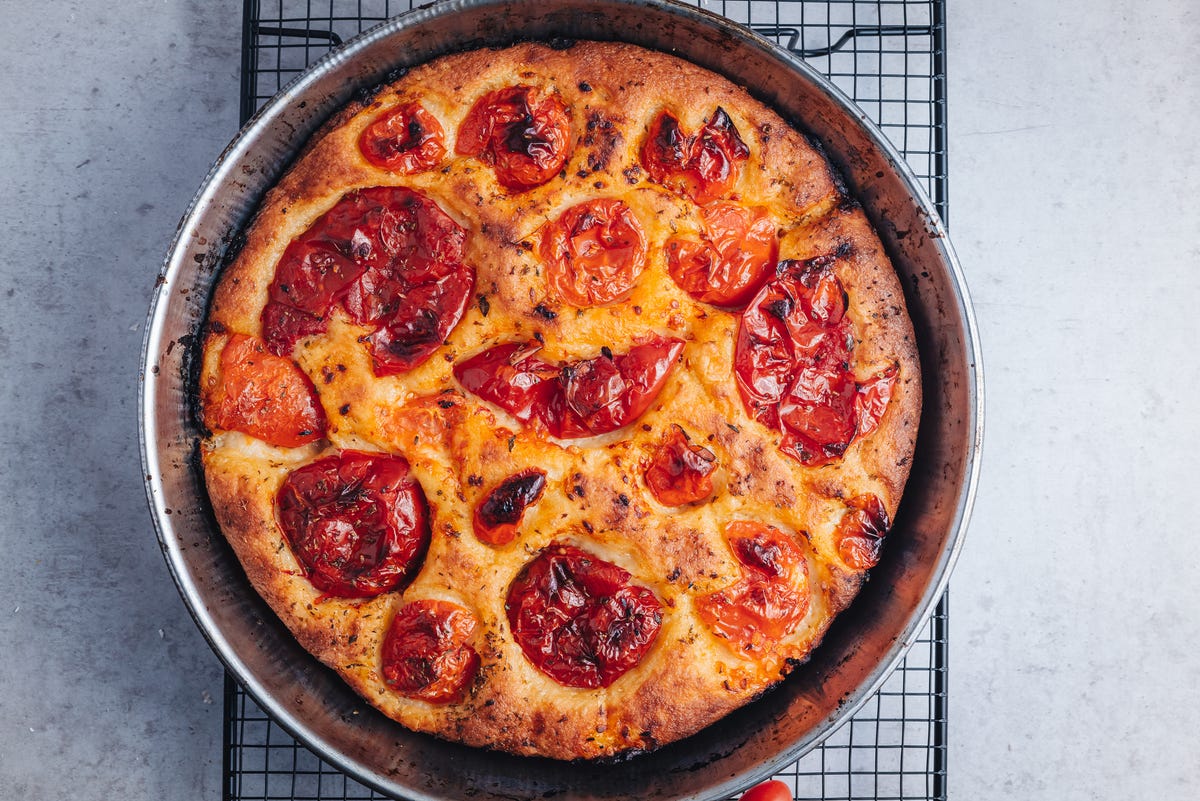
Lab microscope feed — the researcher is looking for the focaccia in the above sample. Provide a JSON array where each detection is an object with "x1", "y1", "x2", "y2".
[{"x1": 197, "y1": 41, "x2": 920, "y2": 760}]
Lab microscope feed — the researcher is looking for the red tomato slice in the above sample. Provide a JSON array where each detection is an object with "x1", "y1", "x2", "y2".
[
  {"x1": 540, "y1": 198, "x2": 647, "y2": 306},
  {"x1": 261, "y1": 186, "x2": 472, "y2": 376},
  {"x1": 456, "y1": 85, "x2": 572, "y2": 190},
  {"x1": 473, "y1": 469, "x2": 548, "y2": 546},
  {"x1": 381, "y1": 599, "x2": 480, "y2": 703},
  {"x1": 696, "y1": 521, "x2": 810, "y2": 655},
  {"x1": 204, "y1": 333, "x2": 326, "y2": 448},
  {"x1": 640, "y1": 111, "x2": 690, "y2": 186},
  {"x1": 358, "y1": 102, "x2": 446, "y2": 173},
  {"x1": 275, "y1": 450, "x2": 430, "y2": 598},
  {"x1": 640, "y1": 108, "x2": 750, "y2": 204},
  {"x1": 689, "y1": 108, "x2": 752, "y2": 203},
  {"x1": 834, "y1": 494, "x2": 890, "y2": 569},
  {"x1": 506, "y1": 542, "x2": 663, "y2": 689},
  {"x1": 736, "y1": 254, "x2": 896, "y2": 466},
  {"x1": 451, "y1": 341, "x2": 560, "y2": 426},
  {"x1": 454, "y1": 336, "x2": 685, "y2": 439},
  {"x1": 740, "y1": 779, "x2": 793, "y2": 801},
  {"x1": 643, "y1": 425, "x2": 717, "y2": 506},
  {"x1": 666, "y1": 201, "x2": 777, "y2": 308},
  {"x1": 854, "y1": 363, "x2": 899, "y2": 439},
  {"x1": 778, "y1": 363, "x2": 858, "y2": 465}
]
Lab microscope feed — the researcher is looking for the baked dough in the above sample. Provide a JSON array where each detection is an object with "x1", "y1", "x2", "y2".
[{"x1": 198, "y1": 41, "x2": 920, "y2": 760}]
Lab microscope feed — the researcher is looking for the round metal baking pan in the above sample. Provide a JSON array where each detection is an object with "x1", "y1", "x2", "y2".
[{"x1": 139, "y1": 1, "x2": 982, "y2": 799}]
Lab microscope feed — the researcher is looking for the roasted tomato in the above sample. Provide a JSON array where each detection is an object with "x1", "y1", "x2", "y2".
[
  {"x1": 473, "y1": 469, "x2": 548, "y2": 546},
  {"x1": 643, "y1": 425, "x2": 716, "y2": 506},
  {"x1": 454, "y1": 335, "x2": 685, "y2": 438},
  {"x1": 275, "y1": 450, "x2": 430, "y2": 598},
  {"x1": 834, "y1": 494, "x2": 890, "y2": 570},
  {"x1": 456, "y1": 85, "x2": 572, "y2": 190},
  {"x1": 451, "y1": 341, "x2": 560, "y2": 426},
  {"x1": 381, "y1": 599, "x2": 480, "y2": 703},
  {"x1": 203, "y1": 333, "x2": 326, "y2": 447},
  {"x1": 740, "y1": 779, "x2": 793, "y2": 801},
  {"x1": 735, "y1": 255, "x2": 898, "y2": 466},
  {"x1": 506, "y1": 542, "x2": 663, "y2": 689},
  {"x1": 261, "y1": 187, "x2": 471, "y2": 370},
  {"x1": 640, "y1": 108, "x2": 750, "y2": 204},
  {"x1": 358, "y1": 102, "x2": 446, "y2": 173},
  {"x1": 665, "y1": 202, "x2": 777, "y2": 308},
  {"x1": 696, "y1": 521, "x2": 810, "y2": 655},
  {"x1": 260, "y1": 186, "x2": 472, "y2": 376},
  {"x1": 540, "y1": 198, "x2": 647, "y2": 306},
  {"x1": 854, "y1": 363, "x2": 899, "y2": 439}
]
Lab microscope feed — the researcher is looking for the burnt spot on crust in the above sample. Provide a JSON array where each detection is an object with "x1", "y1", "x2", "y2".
[
  {"x1": 566, "y1": 472, "x2": 587, "y2": 501},
  {"x1": 583, "y1": 111, "x2": 622, "y2": 173}
]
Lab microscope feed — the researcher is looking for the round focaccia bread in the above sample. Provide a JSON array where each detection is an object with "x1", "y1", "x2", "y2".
[{"x1": 198, "y1": 41, "x2": 920, "y2": 760}]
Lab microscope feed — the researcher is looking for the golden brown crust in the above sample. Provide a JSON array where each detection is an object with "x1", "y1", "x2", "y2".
[{"x1": 198, "y1": 41, "x2": 920, "y2": 760}]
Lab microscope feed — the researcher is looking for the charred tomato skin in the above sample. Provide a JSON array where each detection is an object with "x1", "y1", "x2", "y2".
[
  {"x1": 358, "y1": 102, "x2": 447, "y2": 173},
  {"x1": 506, "y1": 542, "x2": 663, "y2": 689},
  {"x1": 640, "y1": 107, "x2": 750, "y2": 204},
  {"x1": 275, "y1": 450, "x2": 430, "y2": 598},
  {"x1": 835, "y1": 493, "x2": 891, "y2": 569},
  {"x1": 473, "y1": 469, "x2": 548, "y2": 545},
  {"x1": 456, "y1": 85, "x2": 573, "y2": 190}
]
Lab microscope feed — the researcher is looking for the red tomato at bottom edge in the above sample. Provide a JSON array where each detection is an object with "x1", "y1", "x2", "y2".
[{"x1": 738, "y1": 779, "x2": 792, "y2": 801}]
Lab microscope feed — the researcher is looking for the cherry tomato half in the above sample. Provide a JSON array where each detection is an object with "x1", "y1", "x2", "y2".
[
  {"x1": 454, "y1": 335, "x2": 685, "y2": 439},
  {"x1": 473, "y1": 469, "x2": 548, "y2": 546},
  {"x1": 739, "y1": 779, "x2": 793, "y2": 801},
  {"x1": 666, "y1": 201, "x2": 777, "y2": 308},
  {"x1": 275, "y1": 450, "x2": 430, "y2": 598},
  {"x1": 854, "y1": 363, "x2": 899, "y2": 439},
  {"x1": 506, "y1": 542, "x2": 663, "y2": 688},
  {"x1": 204, "y1": 333, "x2": 327, "y2": 448},
  {"x1": 696, "y1": 521, "x2": 810, "y2": 655},
  {"x1": 834, "y1": 494, "x2": 890, "y2": 570},
  {"x1": 640, "y1": 108, "x2": 750, "y2": 204},
  {"x1": 450, "y1": 341, "x2": 560, "y2": 427},
  {"x1": 358, "y1": 102, "x2": 446, "y2": 174},
  {"x1": 735, "y1": 254, "x2": 897, "y2": 467},
  {"x1": 540, "y1": 198, "x2": 647, "y2": 307},
  {"x1": 381, "y1": 599, "x2": 480, "y2": 703},
  {"x1": 261, "y1": 186, "x2": 473, "y2": 376},
  {"x1": 643, "y1": 425, "x2": 717, "y2": 506},
  {"x1": 456, "y1": 85, "x2": 572, "y2": 190}
]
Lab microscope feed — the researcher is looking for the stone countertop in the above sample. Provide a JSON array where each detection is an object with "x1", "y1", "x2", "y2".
[{"x1": 0, "y1": 1, "x2": 1196, "y2": 799}]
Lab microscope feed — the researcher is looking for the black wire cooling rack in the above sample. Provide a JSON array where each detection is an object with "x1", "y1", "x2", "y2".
[{"x1": 226, "y1": 2, "x2": 949, "y2": 799}]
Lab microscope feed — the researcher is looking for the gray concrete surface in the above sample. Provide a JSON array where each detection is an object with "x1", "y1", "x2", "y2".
[
  {"x1": 0, "y1": 1, "x2": 1197, "y2": 799},
  {"x1": 1, "y1": 2, "x2": 240, "y2": 798}
]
